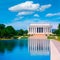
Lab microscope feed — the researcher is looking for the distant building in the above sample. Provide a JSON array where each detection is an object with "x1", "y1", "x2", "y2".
[{"x1": 28, "y1": 24, "x2": 52, "y2": 35}]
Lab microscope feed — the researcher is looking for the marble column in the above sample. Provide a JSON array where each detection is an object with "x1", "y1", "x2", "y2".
[
  {"x1": 36, "y1": 27, "x2": 37, "y2": 33},
  {"x1": 34, "y1": 27, "x2": 35, "y2": 33},
  {"x1": 38, "y1": 27, "x2": 39, "y2": 33},
  {"x1": 35, "y1": 27, "x2": 36, "y2": 34},
  {"x1": 30, "y1": 27, "x2": 31, "y2": 33},
  {"x1": 43, "y1": 27, "x2": 44, "y2": 33},
  {"x1": 31, "y1": 27, "x2": 32, "y2": 33}
]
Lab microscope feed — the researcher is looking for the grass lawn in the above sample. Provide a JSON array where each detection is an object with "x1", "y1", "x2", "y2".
[
  {"x1": 56, "y1": 36, "x2": 60, "y2": 41},
  {"x1": 47, "y1": 35, "x2": 60, "y2": 41},
  {"x1": 47, "y1": 35, "x2": 55, "y2": 39},
  {"x1": 20, "y1": 36, "x2": 28, "y2": 39}
]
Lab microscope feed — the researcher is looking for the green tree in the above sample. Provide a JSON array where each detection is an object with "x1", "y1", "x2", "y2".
[
  {"x1": 24, "y1": 30, "x2": 28, "y2": 35},
  {"x1": 0, "y1": 24, "x2": 5, "y2": 38},
  {"x1": 0, "y1": 29, "x2": 6, "y2": 38},
  {"x1": 5, "y1": 26, "x2": 16, "y2": 38},
  {"x1": 58, "y1": 24, "x2": 60, "y2": 29},
  {"x1": 0, "y1": 24, "x2": 5, "y2": 30},
  {"x1": 0, "y1": 24, "x2": 18, "y2": 38},
  {"x1": 18, "y1": 29, "x2": 24, "y2": 36},
  {"x1": 53, "y1": 24, "x2": 60, "y2": 36}
]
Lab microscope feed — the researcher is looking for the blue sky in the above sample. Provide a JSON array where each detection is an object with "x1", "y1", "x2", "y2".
[{"x1": 0, "y1": 0, "x2": 60, "y2": 30}]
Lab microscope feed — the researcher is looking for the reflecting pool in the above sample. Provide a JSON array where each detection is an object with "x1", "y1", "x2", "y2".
[{"x1": 0, "y1": 38, "x2": 50, "y2": 60}]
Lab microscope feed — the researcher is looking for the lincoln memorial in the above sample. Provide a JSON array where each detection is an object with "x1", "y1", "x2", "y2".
[{"x1": 28, "y1": 24, "x2": 52, "y2": 35}]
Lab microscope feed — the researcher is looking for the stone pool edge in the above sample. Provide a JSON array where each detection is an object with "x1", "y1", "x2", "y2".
[{"x1": 50, "y1": 40, "x2": 60, "y2": 60}]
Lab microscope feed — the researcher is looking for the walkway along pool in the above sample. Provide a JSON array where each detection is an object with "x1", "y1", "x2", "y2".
[{"x1": 0, "y1": 38, "x2": 50, "y2": 60}]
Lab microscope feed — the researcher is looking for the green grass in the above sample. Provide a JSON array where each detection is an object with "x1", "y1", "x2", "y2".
[
  {"x1": 0, "y1": 38, "x2": 13, "y2": 40},
  {"x1": 47, "y1": 35, "x2": 60, "y2": 41},
  {"x1": 47, "y1": 36, "x2": 55, "y2": 39},
  {"x1": 57, "y1": 36, "x2": 60, "y2": 41},
  {"x1": 21, "y1": 36, "x2": 28, "y2": 39}
]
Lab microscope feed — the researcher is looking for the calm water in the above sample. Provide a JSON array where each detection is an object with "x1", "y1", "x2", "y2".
[{"x1": 0, "y1": 38, "x2": 50, "y2": 60}]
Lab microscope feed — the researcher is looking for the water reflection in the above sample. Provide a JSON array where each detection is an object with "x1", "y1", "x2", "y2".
[
  {"x1": 28, "y1": 38, "x2": 50, "y2": 55},
  {"x1": 19, "y1": 39, "x2": 28, "y2": 48},
  {"x1": 0, "y1": 40, "x2": 16, "y2": 53},
  {"x1": 0, "y1": 38, "x2": 50, "y2": 56},
  {"x1": 0, "y1": 39, "x2": 28, "y2": 53}
]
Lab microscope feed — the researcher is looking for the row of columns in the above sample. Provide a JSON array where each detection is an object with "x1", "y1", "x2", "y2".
[{"x1": 29, "y1": 26, "x2": 51, "y2": 34}]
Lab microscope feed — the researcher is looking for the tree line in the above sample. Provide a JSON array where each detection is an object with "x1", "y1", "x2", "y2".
[
  {"x1": 0, "y1": 24, "x2": 28, "y2": 39},
  {"x1": 53, "y1": 24, "x2": 60, "y2": 36}
]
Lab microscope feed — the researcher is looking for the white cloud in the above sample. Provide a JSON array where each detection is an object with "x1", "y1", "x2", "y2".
[
  {"x1": 9, "y1": 1, "x2": 40, "y2": 12},
  {"x1": 9, "y1": 1, "x2": 51, "y2": 12},
  {"x1": 46, "y1": 12, "x2": 60, "y2": 17},
  {"x1": 40, "y1": 4, "x2": 51, "y2": 11},
  {"x1": 14, "y1": 16, "x2": 23, "y2": 21},
  {"x1": 17, "y1": 11, "x2": 34, "y2": 16},
  {"x1": 8, "y1": 1, "x2": 52, "y2": 20},
  {"x1": 34, "y1": 14, "x2": 40, "y2": 17}
]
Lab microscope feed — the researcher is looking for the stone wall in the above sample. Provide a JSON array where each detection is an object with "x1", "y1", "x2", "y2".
[{"x1": 50, "y1": 40, "x2": 60, "y2": 60}]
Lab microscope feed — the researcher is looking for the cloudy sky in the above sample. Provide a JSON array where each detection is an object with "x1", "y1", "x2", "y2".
[{"x1": 0, "y1": 0, "x2": 60, "y2": 30}]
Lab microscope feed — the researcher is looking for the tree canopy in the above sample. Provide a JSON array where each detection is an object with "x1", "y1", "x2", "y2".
[
  {"x1": 17, "y1": 29, "x2": 28, "y2": 36},
  {"x1": 0, "y1": 24, "x2": 28, "y2": 39},
  {"x1": 0, "y1": 24, "x2": 5, "y2": 30},
  {"x1": 53, "y1": 24, "x2": 60, "y2": 36},
  {"x1": 58, "y1": 24, "x2": 60, "y2": 29}
]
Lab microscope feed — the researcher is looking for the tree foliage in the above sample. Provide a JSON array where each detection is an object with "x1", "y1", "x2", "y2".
[
  {"x1": 0, "y1": 24, "x2": 5, "y2": 30},
  {"x1": 53, "y1": 24, "x2": 60, "y2": 36},
  {"x1": 18, "y1": 29, "x2": 28, "y2": 36},
  {"x1": 0, "y1": 24, "x2": 17, "y2": 38},
  {"x1": 58, "y1": 24, "x2": 60, "y2": 29},
  {"x1": 0, "y1": 24, "x2": 28, "y2": 39},
  {"x1": 24, "y1": 30, "x2": 28, "y2": 35},
  {"x1": 18, "y1": 29, "x2": 24, "y2": 36}
]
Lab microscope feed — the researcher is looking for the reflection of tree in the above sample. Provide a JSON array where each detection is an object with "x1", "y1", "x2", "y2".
[
  {"x1": 0, "y1": 41, "x2": 5, "y2": 53},
  {"x1": 19, "y1": 39, "x2": 28, "y2": 48},
  {"x1": 0, "y1": 39, "x2": 28, "y2": 53},
  {"x1": 24, "y1": 39, "x2": 28, "y2": 47},
  {"x1": 19, "y1": 40, "x2": 24, "y2": 48},
  {"x1": 0, "y1": 40, "x2": 16, "y2": 53}
]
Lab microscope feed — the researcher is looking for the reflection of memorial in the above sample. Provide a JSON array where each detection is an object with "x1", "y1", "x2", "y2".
[{"x1": 28, "y1": 38, "x2": 50, "y2": 55}]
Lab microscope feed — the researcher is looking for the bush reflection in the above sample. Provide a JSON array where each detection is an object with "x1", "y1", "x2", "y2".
[
  {"x1": 0, "y1": 40, "x2": 16, "y2": 53},
  {"x1": 0, "y1": 39, "x2": 28, "y2": 53}
]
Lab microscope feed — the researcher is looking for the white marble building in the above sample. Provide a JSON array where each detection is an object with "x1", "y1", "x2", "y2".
[{"x1": 28, "y1": 24, "x2": 52, "y2": 35}]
